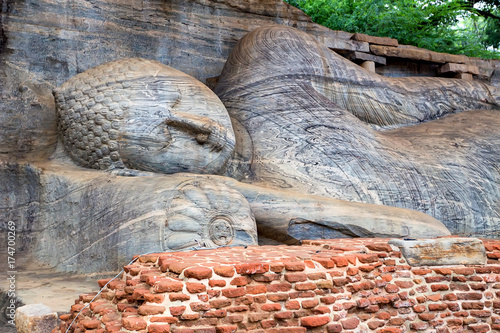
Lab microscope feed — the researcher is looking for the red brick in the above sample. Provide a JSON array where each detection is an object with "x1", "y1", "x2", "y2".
[
  {"x1": 215, "y1": 326, "x2": 237, "y2": 333},
  {"x1": 468, "y1": 324, "x2": 491, "y2": 333},
  {"x1": 169, "y1": 306, "x2": 186, "y2": 316},
  {"x1": 138, "y1": 305, "x2": 166, "y2": 316},
  {"x1": 274, "y1": 311, "x2": 294, "y2": 319},
  {"x1": 151, "y1": 317, "x2": 179, "y2": 324},
  {"x1": 295, "y1": 282, "x2": 317, "y2": 291},
  {"x1": 81, "y1": 319, "x2": 101, "y2": 329},
  {"x1": 301, "y1": 315, "x2": 330, "y2": 327},
  {"x1": 385, "y1": 284, "x2": 399, "y2": 293},
  {"x1": 450, "y1": 283, "x2": 470, "y2": 291},
  {"x1": 462, "y1": 302, "x2": 484, "y2": 310},
  {"x1": 452, "y1": 267, "x2": 475, "y2": 275},
  {"x1": 261, "y1": 319, "x2": 278, "y2": 328},
  {"x1": 443, "y1": 293, "x2": 457, "y2": 301},
  {"x1": 341, "y1": 317, "x2": 359, "y2": 329},
  {"x1": 419, "y1": 313, "x2": 435, "y2": 321},
  {"x1": 181, "y1": 313, "x2": 200, "y2": 320},
  {"x1": 213, "y1": 266, "x2": 235, "y2": 277},
  {"x1": 269, "y1": 263, "x2": 284, "y2": 273},
  {"x1": 247, "y1": 312, "x2": 269, "y2": 322},
  {"x1": 209, "y1": 280, "x2": 226, "y2": 288},
  {"x1": 186, "y1": 282, "x2": 206, "y2": 293},
  {"x1": 359, "y1": 263, "x2": 381, "y2": 272},
  {"x1": 410, "y1": 322, "x2": 429, "y2": 331},
  {"x1": 394, "y1": 280, "x2": 414, "y2": 289},
  {"x1": 235, "y1": 263, "x2": 269, "y2": 275},
  {"x1": 122, "y1": 317, "x2": 147, "y2": 331},
  {"x1": 284, "y1": 273, "x2": 307, "y2": 283},
  {"x1": 428, "y1": 303, "x2": 448, "y2": 311},
  {"x1": 210, "y1": 299, "x2": 231, "y2": 309},
  {"x1": 431, "y1": 284, "x2": 449, "y2": 292},
  {"x1": 267, "y1": 283, "x2": 292, "y2": 292},
  {"x1": 221, "y1": 288, "x2": 245, "y2": 298},
  {"x1": 411, "y1": 269, "x2": 431, "y2": 275},
  {"x1": 184, "y1": 266, "x2": 213, "y2": 280},
  {"x1": 316, "y1": 280, "x2": 333, "y2": 289},
  {"x1": 301, "y1": 299, "x2": 319, "y2": 309},
  {"x1": 433, "y1": 268, "x2": 452, "y2": 275},
  {"x1": 446, "y1": 318, "x2": 463, "y2": 326},
  {"x1": 376, "y1": 311, "x2": 391, "y2": 320},
  {"x1": 426, "y1": 294, "x2": 442, "y2": 302},
  {"x1": 148, "y1": 323, "x2": 170, "y2": 333},
  {"x1": 229, "y1": 276, "x2": 248, "y2": 286},
  {"x1": 366, "y1": 243, "x2": 392, "y2": 252},
  {"x1": 226, "y1": 305, "x2": 249, "y2": 312},
  {"x1": 190, "y1": 302, "x2": 211, "y2": 311},
  {"x1": 456, "y1": 292, "x2": 482, "y2": 300},
  {"x1": 315, "y1": 259, "x2": 336, "y2": 269},
  {"x1": 320, "y1": 296, "x2": 336, "y2": 304},
  {"x1": 261, "y1": 303, "x2": 282, "y2": 311},
  {"x1": 284, "y1": 261, "x2": 306, "y2": 271},
  {"x1": 267, "y1": 293, "x2": 289, "y2": 302},
  {"x1": 245, "y1": 285, "x2": 266, "y2": 294},
  {"x1": 204, "y1": 309, "x2": 227, "y2": 318},
  {"x1": 326, "y1": 323, "x2": 342, "y2": 333},
  {"x1": 425, "y1": 276, "x2": 450, "y2": 283},
  {"x1": 331, "y1": 257, "x2": 348, "y2": 267},
  {"x1": 285, "y1": 300, "x2": 300, "y2": 310},
  {"x1": 470, "y1": 310, "x2": 491, "y2": 318},
  {"x1": 169, "y1": 293, "x2": 190, "y2": 302},
  {"x1": 155, "y1": 279, "x2": 183, "y2": 293}
]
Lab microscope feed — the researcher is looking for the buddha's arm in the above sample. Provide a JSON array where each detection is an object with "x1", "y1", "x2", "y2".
[{"x1": 207, "y1": 175, "x2": 451, "y2": 243}]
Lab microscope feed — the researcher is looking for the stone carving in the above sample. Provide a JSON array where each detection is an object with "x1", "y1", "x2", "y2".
[
  {"x1": 163, "y1": 179, "x2": 254, "y2": 250},
  {"x1": 7, "y1": 24, "x2": 500, "y2": 273},
  {"x1": 53, "y1": 58, "x2": 235, "y2": 175},
  {"x1": 214, "y1": 25, "x2": 500, "y2": 237},
  {"x1": 44, "y1": 54, "x2": 452, "y2": 270}
]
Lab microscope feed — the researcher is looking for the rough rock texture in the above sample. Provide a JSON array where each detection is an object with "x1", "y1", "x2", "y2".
[
  {"x1": 214, "y1": 25, "x2": 500, "y2": 237},
  {"x1": 1, "y1": 160, "x2": 451, "y2": 273},
  {"x1": 0, "y1": 0, "x2": 334, "y2": 161},
  {"x1": 0, "y1": 162, "x2": 258, "y2": 272},
  {"x1": 389, "y1": 238, "x2": 486, "y2": 266},
  {"x1": 53, "y1": 238, "x2": 500, "y2": 333},
  {"x1": 15, "y1": 304, "x2": 58, "y2": 333},
  {"x1": 54, "y1": 58, "x2": 236, "y2": 175}
]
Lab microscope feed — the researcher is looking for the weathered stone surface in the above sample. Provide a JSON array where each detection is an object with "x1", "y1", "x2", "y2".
[
  {"x1": 54, "y1": 58, "x2": 235, "y2": 175},
  {"x1": 324, "y1": 38, "x2": 369, "y2": 53},
  {"x1": 1, "y1": 0, "x2": 499, "y2": 276},
  {"x1": 15, "y1": 304, "x2": 58, "y2": 333},
  {"x1": 389, "y1": 238, "x2": 487, "y2": 266},
  {"x1": 0, "y1": 0, "x2": 324, "y2": 161},
  {"x1": 352, "y1": 33, "x2": 398, "y2": 47},
  {"x1": 370, "y1": 44, "x2": 469, "y2": 64},
  {"x1": 214, "y1": 25, "x2": 500, "y2": 237},
  {"x1": 439, "y1": 62, "x2": 479, "y2": 75},
  {"x1": 347, "y1": 51, "x2": 387, "y2": 65}
]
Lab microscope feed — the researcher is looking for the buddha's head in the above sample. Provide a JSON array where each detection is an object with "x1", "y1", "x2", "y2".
[{"x1": 54, "y1": 58, "x2": 235, "y2": 175}]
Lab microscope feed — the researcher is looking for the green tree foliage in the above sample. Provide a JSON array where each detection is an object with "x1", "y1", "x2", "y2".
[{"x1": 285, "y1": 0, "x2": 500, "y2": 59}]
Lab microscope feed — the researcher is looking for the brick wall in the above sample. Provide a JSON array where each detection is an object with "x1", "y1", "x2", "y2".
[{"x1": 55, "y1": 238, "x2": 500, "y2": 333}]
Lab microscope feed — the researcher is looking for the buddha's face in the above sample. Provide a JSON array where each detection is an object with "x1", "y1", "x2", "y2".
[
  {"x1": 55, "y1": 58, "x2": 235, "y2": 175},
  {"x1": 118, "y1": 75, "x2": 235, "y2": 175}
]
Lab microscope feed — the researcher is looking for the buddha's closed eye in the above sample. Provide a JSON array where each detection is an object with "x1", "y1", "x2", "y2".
[{"x1": 166, "y1": 111, "x2": 227, "y2": 151}]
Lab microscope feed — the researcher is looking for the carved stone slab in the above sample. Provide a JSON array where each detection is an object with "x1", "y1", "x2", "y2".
[
  {"x1": 439, "y1": 62, "x2": 480, "y2": 75},
  {"x1": 352, "y1": 32, "x2": 398, "y2": 47},
  {"x1": 389, "y1": 238, "x2": 486, "y2": 266},
  {"x1": 370, "y1": 44, "x2": 468, "y2": 64}
]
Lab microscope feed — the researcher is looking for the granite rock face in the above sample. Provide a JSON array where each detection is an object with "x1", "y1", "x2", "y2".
[
  {"x1": 214, "y1": 25, "x2": 500, "y2": 237},
  {"x1": 0, "y1": 1, "x2": 498, "y2": 275},
  {"x1": 0, "y1": 0, "x2": 328, "y2": 160}
]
